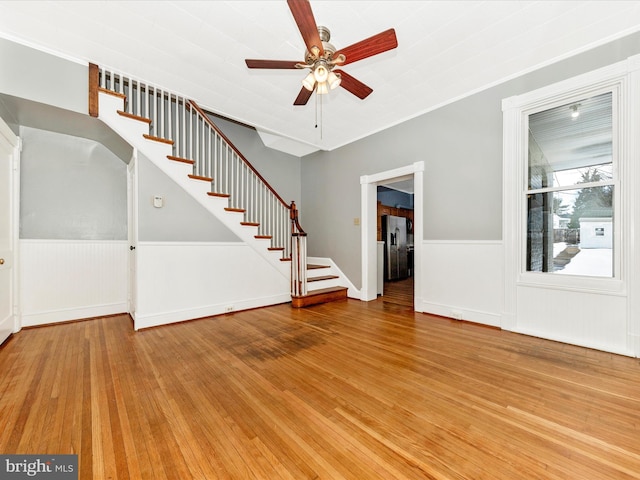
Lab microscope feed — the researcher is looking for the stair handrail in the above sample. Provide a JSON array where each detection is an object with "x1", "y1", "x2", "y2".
[
  {"x1": 89, "y1": 63, "x2": 309, "y2": 296},
  {"x1": 187, "y1": 101, "x2": 288, "y2": 208}
]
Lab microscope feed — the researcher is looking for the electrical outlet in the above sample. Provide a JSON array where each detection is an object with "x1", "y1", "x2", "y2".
[
  {"x1": 225, "y1": 305, "x2": 234, "y2": 313},
  {"x1": 450, "y1": 309, "x2": 462, "y2": 320}
]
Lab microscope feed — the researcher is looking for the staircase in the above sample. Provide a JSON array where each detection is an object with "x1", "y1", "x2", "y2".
[
  {"x1": 89, "y1": 64, "x2": 349, "y2": 308},
  {"x1": 293, "y1": 262, "x2": 348, "y2": 307}
]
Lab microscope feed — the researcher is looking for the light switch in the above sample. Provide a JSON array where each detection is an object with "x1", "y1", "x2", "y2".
[
  {"x1": 353, "y1": 217, "x2": 360, "y2": 226},
  {"x1": 153, "y1": 195, "x2": 164, "y2": 208}
]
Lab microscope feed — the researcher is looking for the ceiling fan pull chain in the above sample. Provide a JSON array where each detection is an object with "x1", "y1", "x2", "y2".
[
  {"x1": 315, "y1": 88, "x2": 318, "y2": 129},
  {"x1": 320, "y1": 91, "x2": 323, "y2": 139}
]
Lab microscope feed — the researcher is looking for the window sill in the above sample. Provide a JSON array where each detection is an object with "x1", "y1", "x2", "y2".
[{"x1": 517, "y1": 272, "x2": 625, "y2": 296}]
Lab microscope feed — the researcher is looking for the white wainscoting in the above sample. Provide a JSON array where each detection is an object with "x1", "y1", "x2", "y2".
[
  {"x1": 19, "y1": 239, "x2": 128, "y2": 327},
  {"x1": 514, "y1": 285, "x2": 630, "y2": 356},
  {"x1": 134, "y1": 242, "x2": 291, "y2": 330},
  {"x1": 418, "y1": 240, "x2": 503, "y2": 327}
]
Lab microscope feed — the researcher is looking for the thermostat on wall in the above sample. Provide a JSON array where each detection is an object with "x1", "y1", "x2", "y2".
[{"x1": 153, "y1": 195, "x2": 164, "y2": 208}]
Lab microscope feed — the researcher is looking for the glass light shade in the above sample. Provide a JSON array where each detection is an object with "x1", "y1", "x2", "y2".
[
  {"x1": 302, "y1": 72, "x2": 316, "y2": 91},
  {"x1": 327, "y1": 71, "x2": 341, "y2": 90},
  {"x1": 316, "y1": 82, "x2": 329, "y2": 95},
  {"x1": 313, "y1": 64, "x2": 329, "y2": 83}
]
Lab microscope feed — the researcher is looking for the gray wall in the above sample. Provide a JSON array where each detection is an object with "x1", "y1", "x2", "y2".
[
  {"x1": 378, "y1": 188, "x2": 414, "y2": 210},
  {"x1": 0, "y1": 37, "x2": 87, "y2": 115},
  {"x1": 20, "y1": 126, "x2": 127, "y2": 240},
  {"x1": 137, "y1": 153, "x2": 240, "y2": 242},
  {"x1": 208, "y1": 115, "x2": 302, "y2": 210},
  {"x1": 302, "y1": 31, "x2": 640, "y2": 288}
]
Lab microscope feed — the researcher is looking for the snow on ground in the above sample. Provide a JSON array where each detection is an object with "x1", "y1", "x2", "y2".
[{"x1": 555, "y1": 244, "x2": 612, "y2": 277}]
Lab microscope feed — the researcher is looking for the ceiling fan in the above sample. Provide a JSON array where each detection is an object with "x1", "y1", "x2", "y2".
[{"x1": 245, "y1": 0, "x2": 398, "y2": 106}]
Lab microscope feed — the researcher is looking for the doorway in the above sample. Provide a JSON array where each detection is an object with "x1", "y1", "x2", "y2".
[
  {"x1": 0, "y1": 116, "x2": 19, "y2": 345},
  {"x1": 378, "y1": 180, "x2": 414, "y2": 307},
  {"x1": 360, "y1": 162, "x2": 424, "y2": 310}
]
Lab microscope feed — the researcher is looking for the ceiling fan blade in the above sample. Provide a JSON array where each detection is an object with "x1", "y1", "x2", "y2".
[
  {"x1": 287, "y1": 0, "x2": 324, "y2": 57},
  {"x1": 294, "y1": 86, "x2": 313, "y2": 106},
  {"x1": 334, "y1": 70, "x2": 373, "y2": 100},
  {"x1": 333, "y1": 28, "x2": 398, "y2": 66},
  {"x1": 245, "y1": 59, "x2": 300, "y2": 69}
]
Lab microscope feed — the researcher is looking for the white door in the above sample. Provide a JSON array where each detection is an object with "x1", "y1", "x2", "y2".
[
  {"x1": 127, "y1": 150, "x2": 138, "y2": 323},
  {"x1": 0, "y1": 117, "x2": 19, "y2": 345}
]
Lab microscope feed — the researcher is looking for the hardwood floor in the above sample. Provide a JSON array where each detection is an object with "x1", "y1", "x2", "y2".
[
  {"x1": 1, "y1": 299, "x2": 640, "y2": 479},
  {"x1": 382, "y1": 276, "x2": 414, "y2": 307}
]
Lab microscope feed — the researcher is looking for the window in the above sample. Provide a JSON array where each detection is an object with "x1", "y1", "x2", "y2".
[{"x1": 526, "y1": 92, "x2": 615, "y2": 278}]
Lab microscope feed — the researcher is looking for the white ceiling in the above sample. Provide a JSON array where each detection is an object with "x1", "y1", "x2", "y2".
[{"x1": 2, "y1": 1, "x2": 640, "y2": 156}]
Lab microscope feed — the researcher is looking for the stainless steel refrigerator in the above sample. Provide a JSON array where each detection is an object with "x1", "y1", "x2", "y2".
[{"x1": 382, "y1": 215, "x2": 408, "y2": 280}]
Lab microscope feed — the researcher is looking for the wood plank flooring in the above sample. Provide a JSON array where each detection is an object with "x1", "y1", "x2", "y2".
[
  {"x1": 1, "y1": 299, "x2": 640, "y2": 479},
  {"x1": 382, "y1": 276, "x2": 414, "y2": 307}
]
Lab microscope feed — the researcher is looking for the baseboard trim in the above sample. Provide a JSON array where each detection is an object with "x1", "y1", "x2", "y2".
[
  {"x1": 419, "y1": 301, "x2": 502, "y2": 328},
  {"x1": 133, "y1": 293, "x2": 291, "y2": 330},
  {"x1": 511, "y1": 326, "x2": 635, "y2": 358},
  {"x1": 21, "y1": 303, "x2": 128, "y2": 327}
]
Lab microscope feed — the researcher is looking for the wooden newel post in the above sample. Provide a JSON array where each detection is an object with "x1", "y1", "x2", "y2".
[
  {"x1": 88, "y1": 63, "x2": 99, "y2": 118},
  {"x1": 290, "y1": 201, "x2": 297, "y2": 229}
]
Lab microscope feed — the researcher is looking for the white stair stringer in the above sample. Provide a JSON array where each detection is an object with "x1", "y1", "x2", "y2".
[
  {"x1": 98, "y1": 91, "x2": 290, "y2": 279},
  {"x1": 307, "y1": 257, "x2": 361, "y2": 299}
]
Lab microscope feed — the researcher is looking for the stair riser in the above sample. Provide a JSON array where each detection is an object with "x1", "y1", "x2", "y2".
[
  {"x1": 165, "y1": 160, "x2": 193, "y2": 179},
  {"x1": 307, "y1": 278, "x2": 341, "y2": 291},
  {"x1": 291, "y1": 289, "x2": 348, "y2": 308},
  {"x1": 307, "y1": 271, "x2": 337, "y2": 281}
]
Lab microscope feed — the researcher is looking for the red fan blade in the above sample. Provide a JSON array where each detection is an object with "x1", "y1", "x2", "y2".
[
  {"x1": 245, "y1": 59, "x2": 300, "y2": 69},
  {"x1": 334, "y1": 70, "x2": 373, "y2": 100},
  {"x1": 294, "y1": 86, "x2": 313, "y2": 106},
  {"x1": 287, "y1": 0, "x2": 324, "y2": 57},
  {"x1": 334, "y1": 28, "x2": 398, "y2": 66}
]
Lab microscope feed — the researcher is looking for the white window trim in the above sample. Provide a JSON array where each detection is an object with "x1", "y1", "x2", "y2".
[{"x1": 503, "y1": 55, "x2": 640, "y2": 326}]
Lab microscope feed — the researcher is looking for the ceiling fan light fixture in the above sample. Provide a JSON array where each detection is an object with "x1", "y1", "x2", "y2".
[
  {"x1": 313, "y1": 63, "x2": 329, "y2": 83},
  {"x1": 302, "y1": 71, "x2": 316, "y2": 91},
  {"x1": 317, "y1": 81, "x2": 329, "y2": 95},
  {"x1": 327, "y1": 71, "x2": 341, "y2": 90}
]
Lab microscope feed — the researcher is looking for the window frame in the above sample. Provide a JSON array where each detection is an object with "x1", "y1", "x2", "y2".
[
  {"x1": 523, "y1": 87, "x2": 619, "y2": 280},
  {"x1": 503, "y1": 59, "x2": 636, "y2": 296}
]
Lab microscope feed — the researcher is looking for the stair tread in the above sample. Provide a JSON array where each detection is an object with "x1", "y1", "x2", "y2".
[
  {"x1": 308, "y1": 275, "x2": 339, "y2": 282},
  {"x1": 307, "y1": 264, "x2": 330, "y2": 270},
  {"x1": 117, "y1": 110, "x2": 152, "y2": 124},
  {"x1": 143, "y1": 133, "x2": 174, "y2": 145},
  {"x1": 207, "y1": 192, "x2": 230, "y2": 198},
  {"x1": 188, "y1": 174, "x2": 213, "y2": 182},
  {"x1": 167, "y1": 155, "x2": 195, "y2": 165},
  {"x1": 99, "y1": 87, "x2": 125, "y2": 99}
]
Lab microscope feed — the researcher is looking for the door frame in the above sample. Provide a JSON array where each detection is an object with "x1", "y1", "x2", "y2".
[
  {"x1": 360, "y1": 161, "x2": 424, "y2": 308},
  {"x1": 0, "y1": 116, "x2": 20, "y2": 342},
  {"x1": 126, "y1": 149, "x2": 138, "y2": 323}
]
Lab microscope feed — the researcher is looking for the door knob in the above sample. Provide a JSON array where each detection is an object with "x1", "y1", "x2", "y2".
[
  {"x1": 0, "y1": 258, "x2": 4, "y2": 265},
  {"x1": 129, "y1": 246, "x2": 136, "y2": 251}
]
